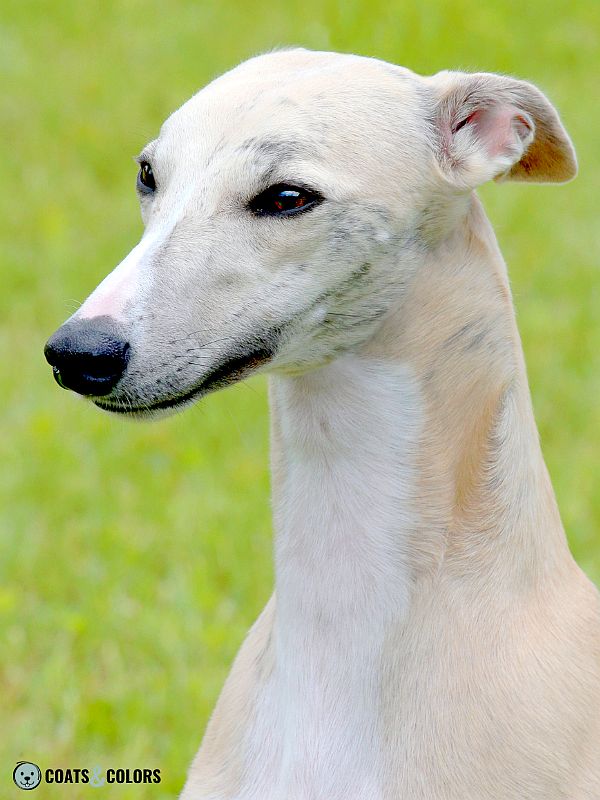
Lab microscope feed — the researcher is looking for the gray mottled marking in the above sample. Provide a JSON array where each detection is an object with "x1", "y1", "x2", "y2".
[
  {"x1": 236, "y1": 136, "x2": 325, "y2": 165},
  {"x1": 444, "y1": 318, "x2": 495, "y2": 352}
]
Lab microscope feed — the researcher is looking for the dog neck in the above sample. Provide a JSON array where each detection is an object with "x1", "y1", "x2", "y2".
[{"x1": 269, "y1": 194, "x2": 570, "y2": 633}]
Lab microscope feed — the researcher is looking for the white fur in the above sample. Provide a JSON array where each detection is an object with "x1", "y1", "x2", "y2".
[{"x1": 228, "y1": 358, "x2": 423, "y2": 800}]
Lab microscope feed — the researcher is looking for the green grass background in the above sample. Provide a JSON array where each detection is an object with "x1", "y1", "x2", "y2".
[{"x1": 2, "y1": 1, "x2": 599, "y2": 796}]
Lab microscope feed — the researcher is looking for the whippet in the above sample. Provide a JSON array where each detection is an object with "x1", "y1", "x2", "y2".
[{"x1": 45, "y1": 49, "x2": 600, "y2": 799}]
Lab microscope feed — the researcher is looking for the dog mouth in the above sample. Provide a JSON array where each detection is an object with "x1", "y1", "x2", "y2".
[{"x1": 93, "y1": 344, "x2": 274, "y2": 415}]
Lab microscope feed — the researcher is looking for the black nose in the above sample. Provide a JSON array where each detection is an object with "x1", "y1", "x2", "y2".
[{"x1": 44, "y1": 317, "x2": 130, "y2": 396}]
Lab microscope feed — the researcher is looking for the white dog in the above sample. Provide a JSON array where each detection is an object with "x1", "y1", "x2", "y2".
[{"x1": 45, "y1": 50, "x2": 600, "y2": 799}]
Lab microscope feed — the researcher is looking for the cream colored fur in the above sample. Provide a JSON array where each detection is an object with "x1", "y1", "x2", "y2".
[
  {"x1": 184, "y1": 200, "x2": 600, "y2": 800},
  {"x1": 65, "y1": 49, "x2": 599, "y2": 799}
]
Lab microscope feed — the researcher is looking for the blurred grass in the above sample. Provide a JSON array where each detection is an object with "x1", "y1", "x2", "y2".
[{"x1": 1, "y1": 0, "x2": 599, "y2": 796}]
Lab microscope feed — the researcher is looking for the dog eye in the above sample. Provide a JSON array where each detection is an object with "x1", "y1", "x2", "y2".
[
  {"x1": 137, "y1": 161, "x2": 156, "y2": 194},
  {"x1": 249, "y1": 184, "x2": 323, "y2": 217}
]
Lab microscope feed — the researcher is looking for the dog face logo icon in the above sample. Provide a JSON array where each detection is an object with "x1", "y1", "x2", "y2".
[{"x1": 13, "y1": 762, "x2": 42, "y2": 790}]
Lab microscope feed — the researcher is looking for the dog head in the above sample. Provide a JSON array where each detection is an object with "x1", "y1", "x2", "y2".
[{"x1": 45, "y1": 49, "x2": 575, "y2": 416}]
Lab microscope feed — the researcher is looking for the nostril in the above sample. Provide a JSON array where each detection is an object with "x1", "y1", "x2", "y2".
[{"x1": 52, "y1": 366, "x2": 68, "y2": 390}]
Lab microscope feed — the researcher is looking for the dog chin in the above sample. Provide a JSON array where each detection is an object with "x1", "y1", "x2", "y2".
[{"x1": 92, "y1": 393, "x2": 199, "y2": 420}]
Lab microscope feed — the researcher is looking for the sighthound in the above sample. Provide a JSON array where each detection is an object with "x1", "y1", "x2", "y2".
[{"x1": 45, "y1": 50, "x2": 600, "y2": 799}]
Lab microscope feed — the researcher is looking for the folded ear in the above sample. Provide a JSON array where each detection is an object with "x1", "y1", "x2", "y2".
[{"x1": 430, "y1": 70, "x2": 577, "y2": 189}]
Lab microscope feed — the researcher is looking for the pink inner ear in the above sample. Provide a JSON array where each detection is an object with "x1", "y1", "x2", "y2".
[{"x1": 467, "y1": 104, "x2": 532, "y2": 157}]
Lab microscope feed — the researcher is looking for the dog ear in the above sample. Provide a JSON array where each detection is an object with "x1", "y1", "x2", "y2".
[{"x1": 429, "y1": 70, "x2": 577, "y2": 189}]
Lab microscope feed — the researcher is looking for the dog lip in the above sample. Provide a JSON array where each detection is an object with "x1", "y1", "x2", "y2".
[{"x1": 93, "y1": 344, "x2": 274, "y2": 415}]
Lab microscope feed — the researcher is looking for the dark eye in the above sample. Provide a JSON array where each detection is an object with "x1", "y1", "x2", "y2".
[
  {"x1": 137, "y1": 161, "x2": 156, "y2": 193},
  {"x1": 249, "y1": 183, "x2": 323, "y2": 217}
]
